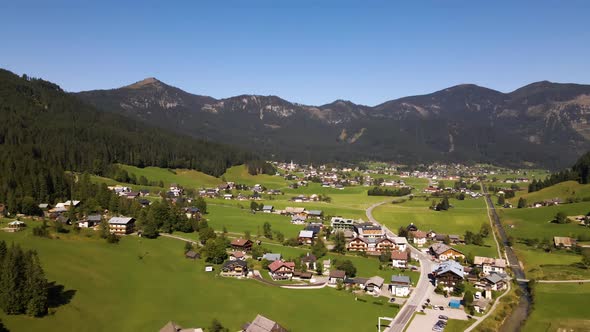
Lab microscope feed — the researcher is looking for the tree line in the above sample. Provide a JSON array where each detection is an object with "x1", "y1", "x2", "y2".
[
  {"x1": 0, "y1": 69, "x2": 254, "y2": 213},
  {"x1": 0, "y1": 241, "x2": 48, "y2": 317},
  {"x1": 367, "y1": 186, "x2": 412, "y2": 197},
  {"x1": 528, "y1": 151, "x2": 590, "y2": 192}
]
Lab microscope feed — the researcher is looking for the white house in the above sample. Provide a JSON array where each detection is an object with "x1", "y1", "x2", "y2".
[
  {"x1": 389, "y1": 275, "x2": 411, "y2": 297},
  {"x1": 393, "y1": 237, "x2": 408, "y2": 251},
  {"x1": 391, "y1": 250, "x2": 409, "y2": 268},
  {"x1": 410, "y1": 231, "x2": 427, "y2": 247},
  {"x1": 473, "y1": 256, "x2": 507, "y2": 275}
]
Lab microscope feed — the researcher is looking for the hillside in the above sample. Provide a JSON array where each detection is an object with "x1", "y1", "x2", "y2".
[
  {"x1": 77, "y1": 79, "x2": 590, "y2": 169},
  {"x1": 510, "y1": 181, "x2": 590, "y2": 204},
  {"x1": 0, "y1": 69, "x2": 251, "y2": 210}
]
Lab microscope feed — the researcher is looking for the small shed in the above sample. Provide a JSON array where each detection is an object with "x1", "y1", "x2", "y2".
[
  {"x1": 185, "y1": 250, "x2": 199, "y2": 260},
  {"x1": 449, "y1": 299, "x2": 461, "y2": 309}
]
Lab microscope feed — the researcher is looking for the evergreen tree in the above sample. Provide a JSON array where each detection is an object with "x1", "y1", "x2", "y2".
[
  {"x1": 517, "y1": 197, "x2": 527, "y2": 209},
  {"x1": 332, "y1": 231, "x2": 346, "y2": 254}
]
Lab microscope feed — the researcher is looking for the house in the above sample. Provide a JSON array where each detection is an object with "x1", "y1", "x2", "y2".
[
  {"x1": 392, "y1": 237, "x2": 408, "y2": 251},
  {"x1": 365, "y1": 276, "x2": 384, "y2": 294},
  {"x1": 553, "y1": 236, "x2": 576, "y2": 248},
  {"x1": 376, "y1": 238, "x2": 396, "y2": 253},
  {"x1": 330, "y1": 217, "x2": 357, "y2": 231},
  {"x1": 410, "y1": 231, "x2": 427, "y2": 247},
  {"x1": 344, "y1": 277, "x2": 368, "y2": 289},
  {"x1": 231, "y1": 238, "x2": 253, "y2": 251},
  {"x1": 406, "y1": 223, "x2": 418, "y2": 232},
  {"x1": 230, "y1": 251, "x2": 247, "y2": 261},
  {"x1": 291, "y1": 215, "x2": 306, "y2": 224},
  {"x1": 347, "y1": 237, "x2": 368, "y2": 252},
  {"x1": 221, "y1": 260, "x2": 248, "y2": 277},
  {"x1": 262, "y1": 253, "x2": 282, "y2": 262},
  {"x1": 6, "y1": 220, "x2": 26, "y2": 232},
  {"x1": 473, "y1": 299, "x2": 489, "y2": 314},
  {"x1": 108, "y1": 217, "x2": 135, "y2": 235},
  {"x1": 354, "y1": 223, "x2": 385, "y2": 239},
  {"x1": 448, "y1": 235, "x2": 465, "y2": 244},
  {"x1": 429, "y1": 243, "x2": 465, "y2": 261},
  {"x1": 283, "y1": 207, "x2": 306, "y2": 215},
  {"x1": 139, "y1": 189, "x2": 150, "y2": 197},
  {"x1": 391, "y1": 250, "x2": 409, "y2": 268},
  {"x1": 223, "y1": 194, "x2": 234, "y2": 200},
  {"x1": 292, "y1": 271, "x2": 313, "y2": 280},
  {"x1": 300, "y1": 253, "x2": 317, "y2": 270},
  {"x1": 305, "y1": 210, "x2": 323, "y2": 219},
  {"x1": 38, "y1": 203, "x2": 50, "y2": 211},
  {"x1": 268, "y1": 260, "x2": 295, "y2": 280},
  {"x1": 160, "y1": 321, "x2": 203, "y2": 332},
  {"x1": 298, "y1": 230, "x2": 314, "y2": 245},
  {"x1": 389, "y1": 275, "x2": 411, "y2": 297},
  {"x1": 57, "y1": 215, "x2": 72, "y2": 225},
  {"x1": 473, "y1": 256, "x2": 507, "y2": 275},
  {"x1": 185, "y1": 250, "x2": 200, "y2": 260},
  {"x1": 479, "y1": 273, "x2": 507, "y2": 291},
  {"x1": 79, "y1": 214, "x2": 101, "y2": 228},
  {"x1": 432, "y1": 260, "x2": 464, "y2": 290},
  {"x1": 243, "y1": 314, "x2": 288, "y2": 332},
  {"x1": 304, "y1": 223, "x2": 322, "y2": 236},
  {"x1": 329, "y1": 270, "x2": 346, "y2": 284},
  {"x1": 262, "y1": 205, "x2": 274, "y2": 213}
]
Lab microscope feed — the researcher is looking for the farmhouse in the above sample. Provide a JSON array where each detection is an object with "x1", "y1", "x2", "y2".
[
  {"x1": 473, "y1": 256, "x2": 507, "y2": 275},
  {"x1": 291, "y1": 215, "x2": 306, "y2": 224},
  {"x1": 365, "y1": 276, "x2": 384, "y2": 294},
  {"x1": 391, "y1": 250, "x2": 409, "y2": 268},
  {"x1": 389, "y1": 275, "x2": 411, "y2": 297},
  {"x1": 553, "y1": 236, "x2": 576, "y2": 248},
  {"x1": 432, "y1": 260, "x2": 464, "y2": 290},
  {"x1": 108, "y1": 217, "x2": 135, "y2": 235},
  {"x1": 268, "y1": 260, "x2": 295, "y2": 280},
  {"x1": 262, "y1": 205, "x2": 274, "y2": 213},
  {"x1": 410, "y1": 231, "x2": 427, "y2": 247},
  {"x1": 329, "y1": 270, "x2": 346, "y2": 284},
  {"x1": 305, "y1": 210, "x2": 323, "y2": 219},
  {"x1": 478, "y1": 273, "x2": 507, "y2": 291},
  {"x1": 5, "y1": 220, "x2": 26, "y2": 232},
  {"x1": 79, "y1": 214, "x2": 101, "y2": 228},
  {"x1": 298, "y1": 230, "x2": 315, "y2": 245},
  {"x1": 375, "y1": 237, "x2": 396, "y2": 252},
  {"x1": 231, "y1": 238, "x2": 253, "y2": 251},
  {"x1": 230, "y1": 251, "x2": 247, "y2": 261},
  {"x1": 243, "y1": 314, "x2": 288, "y2": 332},
  {"x1": 300, "y1": 253, "x2": 317, "y2": 270},
  {"x1": 429, "y1": 243, "x2": 465, "y2": 261},
  {"x1": 221, "y1": 260, "x2": 248, "y2": 277}
]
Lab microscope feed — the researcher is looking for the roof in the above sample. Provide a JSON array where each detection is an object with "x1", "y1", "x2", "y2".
[
  {"x1": 301, "y1": 253, "x2": 317, "y2": 262},
  {"x1": 268, "y1": 261, "x2": 295, "y2": 273},
  {"x1": 410, "y1": 230, "x2": 427, "y2": 239},
  {"x1": 367, "y1": 276, "x2": 384, "y2": 287},
  {"x1": 483, "y1": 273, "x2": 504, "y2": 284},
  {"x1": 185, "y1": 251, "x2": 199, "y2": 258},
  {"x1": 262, "y1": 253, "x2": 282, "y2": 261},
  {"x1": 390, "y1": 275, "x2": 411, "y2": 284},
  {"x1": 430, "y1": 243, "x2": 464, "y2": 256},
  {"x1": 391, "y1": 250, "x2": 408, "y2": 261},
  {"x1": 473, "y1": 256, "x2": 506, "y2": 268},
  {"x1": 262, "y1": 205, "x2": 274, "y2": 210},
  {"x1": 231, "y1": 238, "x2": 252, "y2": 246},
  {"x1": 307, "y1": 210, "x2": 323, "y2": 216},
  {"x1": 160, "y1": 321, "x2": 182, "y2": 332},
  {"x1": 329, "y1": 270, "x2": 346, "y2": 278},
  {"x1": 298, "y1": 230, "x2": 314, "y2": 238},
  {"x1": 87, "y1": 214, "x2": 102, "y2": 221},
  {"x1": 245, "y1": 314, "x2": 286, "y2": 332},
  {"x1": 554, "y1": 236, "x2": 575, "y2": 246},
  {"x1": 393, "y1": 237, "x2": 408, "y2": 245},
  {"x1": 231, "y1": 251, "x2": 246, "y2": 258},
  {"x1": 8, "y1": 220, "x2": 25, "y2": 226},
  {"x1": 222, "y1": 260, "x2": 247, "y2": 269},
  {"x1": 108, "y1": 217, "x2": 134, "y2": 225},
  {"x1": 433, "y1": 260, "x2": 464, "y2": 278}
]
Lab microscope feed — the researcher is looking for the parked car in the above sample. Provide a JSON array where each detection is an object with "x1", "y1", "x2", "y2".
[
  {"x1": 389, "y1": 298, "x2": 395, "y2": 303},
  {"x1": 438, "y1": 315, "x2": 449, "y2": 320}
]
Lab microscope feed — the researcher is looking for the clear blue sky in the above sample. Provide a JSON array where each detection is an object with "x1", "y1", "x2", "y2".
[{"x1": 1, "y1": 0, "x2": 589, "y2": 106}]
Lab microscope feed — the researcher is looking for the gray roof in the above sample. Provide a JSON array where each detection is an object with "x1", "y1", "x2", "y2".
[
  {"x1": 298, "y1": 230, "x2": 314, "y2": 238},
  {"x1": 483, "y1": 273, "x2": 504, "y2": 284},
  {"x1": 307, "y1": 210, "x2": 323, "y2": 216},
  {"x1": 433, "y1": 260, "x2": 464, "y2": 278},
  {"x1": 245, "y1": 314, "x2": 284, "y2": 332},
  {"x1": 262, "y1": 205, "x2": 274, "y2": 210},
  {"x1": 87, "y1": 214, "x2": 102, "y2": 221},
  {"x1": 262, "y1": 253, "x2": 282, "y2": 261},
  {"x1": 367, "y1": 276, "x2": 384, "y2": 287},
  {"x1": 108, "y1": 217, "x2": 134, "y2": 225},
  {"x1": 390, "y1": 275, "x2": 411, "y2": 284}
]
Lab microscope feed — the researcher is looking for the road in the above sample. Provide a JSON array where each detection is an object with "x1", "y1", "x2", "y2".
[{"x1": 366, "y1": 201, "x2": 435, "y2": 332}]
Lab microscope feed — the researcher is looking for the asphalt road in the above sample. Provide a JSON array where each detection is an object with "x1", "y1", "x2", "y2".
[{"x1": 366, "y1": 201, "x2": 435, "y2": 332}]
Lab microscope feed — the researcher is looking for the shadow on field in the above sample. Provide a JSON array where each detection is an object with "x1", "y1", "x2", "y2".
[
  {"x1": 47, "y1": 282, "x2": 77, "y2": 308},
  {"x1": 0, "y1": 319, "x2": 9, "y2": 332}
]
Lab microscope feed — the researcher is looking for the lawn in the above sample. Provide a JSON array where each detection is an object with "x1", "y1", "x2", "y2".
[
  {"x1": 508, "y1": 180, "x2": 590, "y2": 204},
  {"x1": 221, "y1": 165, "x2": 290, "y2": 188},
  {"x1": 372, "y1": 197, "x2": 499, "y2": 258},
  {"x1": 0, "y1": 230, "x2": 397, "y2": 332},
  {"x1": 523, "y1": 283, "x2": 590, "y2": 332},
  {"x1": 119, "y1": 164, "x2": 223, "y2": 188}
]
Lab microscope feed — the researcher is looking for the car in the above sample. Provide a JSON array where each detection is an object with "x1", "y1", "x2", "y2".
[
  {"x1": 437, "y1": 320, "x2": 447, "y2": 326},
  {"x1": 389, "y1": 298, "x2": 396, "y2": 303},
  {"x1": 433, "y1": 306, "x2": 439, "y2": 310},
  {"x1": 439, "y1": 315, "x2": 449, "y2": 320},
  {"x1": 439, "y1": 306, "x2": 445, "y2": 311}
]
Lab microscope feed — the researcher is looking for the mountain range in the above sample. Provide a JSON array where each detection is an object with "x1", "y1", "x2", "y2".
[{"x1": 76, "y1": 78, "x2": 590, "y2": 169}]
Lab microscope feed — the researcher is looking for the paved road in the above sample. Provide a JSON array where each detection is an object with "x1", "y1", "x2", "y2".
[{"x1": 366, "y1": 201, "x2": 435, "y2": 332}]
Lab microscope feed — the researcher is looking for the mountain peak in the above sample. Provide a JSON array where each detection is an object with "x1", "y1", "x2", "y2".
[{"x1": 124, "y1": 77, "x2": 163, "y2": 89}]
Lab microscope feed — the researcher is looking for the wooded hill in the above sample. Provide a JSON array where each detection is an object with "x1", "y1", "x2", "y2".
[{"x1": 0, "y1": 69, "x2": 253, "y2": 212}]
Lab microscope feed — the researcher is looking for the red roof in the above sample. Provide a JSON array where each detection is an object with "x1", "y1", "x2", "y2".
[
  {"x1": 391, "y1": 250, "x2": 409, "y2": 261},
  {"x1": 231, "y1": 251, "x2": 245, "y2": 258},
  {"x1": 230, "y1": 238, "x2": 251, "y2": 246},
  {"x1": 268, "y1": 261, "x2": 295, "y2": 273}
]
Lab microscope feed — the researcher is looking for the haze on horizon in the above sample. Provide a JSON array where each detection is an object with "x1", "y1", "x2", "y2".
[{"x1": 1, "y1": 0, "x2": 589, "y2": 106}]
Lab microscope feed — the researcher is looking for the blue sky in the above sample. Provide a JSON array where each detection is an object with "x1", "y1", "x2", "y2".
[{"x1": 1, "y1": 0, "x2": 589, "y2": 105}]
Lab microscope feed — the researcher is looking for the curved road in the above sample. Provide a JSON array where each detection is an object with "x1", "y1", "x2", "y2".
[{"x1": 366, "y1": 201, "x2": 435, "y2": 332}]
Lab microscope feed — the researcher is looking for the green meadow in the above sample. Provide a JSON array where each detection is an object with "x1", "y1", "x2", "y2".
[
  {"x1": 523, "y1": 283, "x2": 590, "y2": 332},
  {"x1": 119, "y1": 164, "x2": 223, "y2": 188},
  {"x1": 373, "y1": 197, "x2": 499, "y2": 258},
  {"x1": 508, "y1": 180, "x2": 590, "y2": 204},
  {"x1": 0, "y1": 229, "x2": 397, "y2": 332}
]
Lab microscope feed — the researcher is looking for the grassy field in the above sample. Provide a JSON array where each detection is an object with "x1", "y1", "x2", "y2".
[
  {"x1": 523, "y1": 283, "x2": 590, "y2": 332},
  {"x1": 0, "y1": 230, "x2": 397, "y2": 332},
  {"x1": 508, "y1": 180, "x2": 590, "y2": 204},
  {"x1": 222, "y1": 165, "x2": 290, "y2": 188},
  {"x1": 119, "y1": 164, "x2": 223, "y2": 188},
  {"x1": 372, "y1": 197, "x2": 499, "y2": 258}
]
